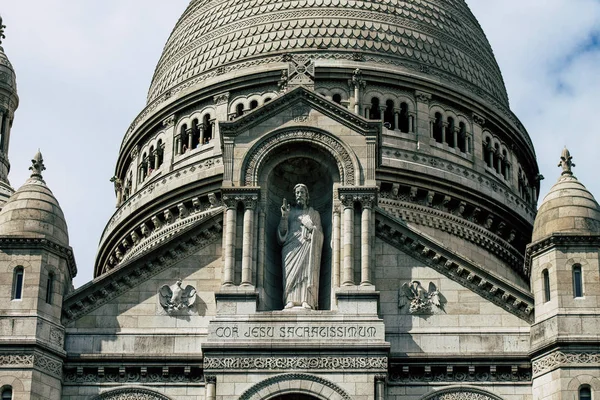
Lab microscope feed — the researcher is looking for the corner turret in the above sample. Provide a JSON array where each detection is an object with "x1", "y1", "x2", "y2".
[{"x1": 0, "y1": 16, "x2": 18, "y2": 205}]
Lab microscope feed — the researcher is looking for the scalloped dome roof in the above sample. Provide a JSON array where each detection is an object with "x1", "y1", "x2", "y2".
[
  {"x1": 0, "y1": 152, "x2": 69, "y2": 246},
  {"x1": 532, "y1": 149, "x2": 600, "y2": 242},
  {"x1": 147, "y1": 0, "x2": 508, "y2": 107}
]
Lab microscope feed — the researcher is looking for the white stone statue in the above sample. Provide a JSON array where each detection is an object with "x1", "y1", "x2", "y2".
[{"x1": 277, "y1": 184, "x2": 324, "y2": 310}]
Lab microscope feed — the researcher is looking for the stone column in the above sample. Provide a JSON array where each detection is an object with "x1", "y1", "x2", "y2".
[
  {"x1": 340, "y1": 195, "x2": 354, "y2": 286},
  {"x1": 332, "y1": 204, "x2": 341, "y2": 288},
  {"x1": 0, "y1": 111, "x2": 4, "y2": 152},
  {"x1": 453, "y1": 128, "x2": 458, "y2": 149},
  {"x1": 198, "y1": 121, "x2": 205, "y2": 147},
  {"x1": 130, "y1": 147, "x2": 139, "y2": 192},
  {"x1": 222, "y1": 196, "x2": 237, "y2": 286},
  {"x1": 375, "y1": 375, "x2": 386, "y2": 400},
  {"x1": 394, "y1": 110, "x2": 400, "y2": 130},
  {"x1": 187, "y1": 127, "x2": 193, "y2": 150},
  {"x1": 213, "y1": 92, "x2": 230, "y2": 155},
  {"x1": 409, "y1": 113, "x2": 415, "y2": 133},
  {"x1": 241, "y1": 195, "x2": 258, "y2": 286},
  {"x1": 350, "y1": 69, "x2": 365, "y2": 115},
  {"x1": 205, "y1": 375, "x2": 216, "y2": 400},
  {"x1": 360, "y1": 195, "x2": 375, "y2": 286},
  {"x1": 415, "y1": 91, "x2": 432, "y2": 150}
]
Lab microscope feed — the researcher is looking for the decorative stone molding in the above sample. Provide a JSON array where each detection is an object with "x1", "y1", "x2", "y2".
[
  {"x1": 238, "y1": 373, "x2": 352, "y2": 400},
  {"x1": 162, "y1": 115, "x2": 175, "y2": 127},
  {"x1": 525, "y1": 234, "x2": 600, "y2": 273},
  {"x1": 0, "y1": 353, "x2": 63, "y2": 378},
  {"x1": 379, "y1": 198, "x2": 525, "y2": 276},
  {"x1": 533, "y1": 351, "x2": 600, "y2": 377},
  {"x1": 0, "y1": 237, "x2": 77, "y2": 278},
  {"x1": 338, "y1": 186, "x2": 378, "y2": 208},
  {"x1": 415, "y1": 90, "x2": 432, "y2": 103},
  {"x1": 205, "y1": 356, "x2": 387, "y2": 371},
  {"x1": 63, "y1": 214, "x2": 223, "y2": 323},
  {"x1": 221, "y1": 187, "x2": 260, "y2": 210},
  {"x1": 91, "y1": 388, "x2": 173, "y2": 400},
  {"x1": 242, "y1": 127, "x2": 358, "y2": 186},
  {"x1": 375, "y1": 210, "x2": 534, "y2": 322},
  {"x1": 419, "y1": 387, "x2": 505, "y2": 400},
  {"x1": 389, "y1": 364, "x2": 531, "y2": 385},
  {"x1": 213, "y1": 92, "x2": 229, "y2": 105},
  {"x1": 64, "y1": 366, "x2": 203, "y2": 384}
]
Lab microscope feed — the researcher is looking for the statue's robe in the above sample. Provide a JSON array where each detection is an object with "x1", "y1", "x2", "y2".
[{"x1": 278, "y1": 206, "x2": 323, "y2": 309}]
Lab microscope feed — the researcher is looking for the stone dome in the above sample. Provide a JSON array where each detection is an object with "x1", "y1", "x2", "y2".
[
  {"x1": 532, "y1": 149, "x2": 600, "y2": 242},
  {"x1": 148, "y1": 0, "x2": 508, "y2": 107},
  {"x1": 0, "y1": 151, "x2": 69, "y2": 246}
]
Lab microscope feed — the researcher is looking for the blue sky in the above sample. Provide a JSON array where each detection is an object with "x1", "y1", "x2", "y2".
[{"x1": 1, "y1": 1, "x2": 600, "y2": 287}]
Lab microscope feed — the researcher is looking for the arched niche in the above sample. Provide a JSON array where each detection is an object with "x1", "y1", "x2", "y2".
[
  {"x1": 91, "y1": 387, "x2": 173, "y2": 400},
  {"x1": 256, "y1": 138, "x2": 341, "y2": 311},
  {"x1": 271, "y1": 395, "x2": 321, "y2": 400},
  {"x1": 419, "y1": 386, "x2": 505, "y2": 400}
]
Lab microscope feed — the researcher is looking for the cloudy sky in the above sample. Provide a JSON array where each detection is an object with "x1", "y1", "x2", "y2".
[{"x1": 1, "y1": 1, "x2": 599, "y2": 287}]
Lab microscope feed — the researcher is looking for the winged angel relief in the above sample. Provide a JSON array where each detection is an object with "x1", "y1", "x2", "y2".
[
  {"x1": 158, "y1": 280, "x2": 197, "y2": 315},
  {"x1": 398, "y1": 281, "x2": 447, "y2": 315}
]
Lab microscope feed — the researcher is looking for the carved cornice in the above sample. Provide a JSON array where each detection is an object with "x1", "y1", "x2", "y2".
[
  {"x1": 0, "y1": 237, "x2": 77, "y2": 278},
  {"x1": 525, "y1": 234, "x2": 600, "y2": 271},
  {"x1": 213, "y1": 92, "x2": 230, "y2": 105},
  {"x1": 532, "y1": 351, "x2": 600, "y2": 377},
  {"x1": 220, "y1": 86, "x2": 380, "y2": 137},
  {"x1": 63, "y1": 214, "x2": 223, "y2": 324},
  {"x1": 375, "y1": 210, "x2": 534, "y2": 322},
  {"x1": 389, "y1": 363, "x2": 531, "y2": 385},
  {"x1": 64, "y1": 365, "x2": 203, "y2": 385},
  {"x1": 221, "y1": 187, "x2": 260, "y2": 210},
  {"x1": 204, "y1": 356, "x2": 387, "y2": 371},
  {"x1": 379, "y1": 198, "x2": 525, "y2": 278}
]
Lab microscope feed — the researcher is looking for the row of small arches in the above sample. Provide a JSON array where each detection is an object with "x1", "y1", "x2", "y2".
[
  {"x1": 367, "y1": 97, "x2": 414, "y2": 133},
  {"x1": 139, "y1": 139, "x2": 165, "y2": 183},
  {"x1": 10, "y1": 266, "x2": 55, "y2": 304},
  {"x1": 483, "y1": 136, "x2": 511, "y2": 181},
  {"x1": 229, "y1": 93, "x2": 277, "y2": 119},
  {"x1": 176, "y1": 114, "x2": 214, "y2": 155},
  {"x1": 432, "y1": 112, "x2": 470, "y2": 153}
]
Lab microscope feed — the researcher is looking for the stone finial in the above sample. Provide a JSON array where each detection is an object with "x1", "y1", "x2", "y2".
[
  {"x1": 0, "y1": 15, "x2": 5, "y2": 46},
  {"x1": 29, "y1": 150, "x2": 46, "y2": 179},
  {"x1": 558, "y1": 147, "x2": 575, "y2": 175}
]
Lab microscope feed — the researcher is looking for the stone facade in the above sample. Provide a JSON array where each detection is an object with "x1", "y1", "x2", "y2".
[{"x1": 0, "y1": 2, "x2": 598, "y2": 400}]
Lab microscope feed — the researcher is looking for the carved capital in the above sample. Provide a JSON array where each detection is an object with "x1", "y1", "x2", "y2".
[
  {"x1": 415, "y1": 90, "x2": 432, "y2": 103},
  {"x1": 162, "y1": 115, "x2": 175, "y2": 127},
  {"x1": 214, "y1": 92, "x2": 230, "y2": 105},
  {"x1": 473, "y1": 113, "x2": 486, "y2": 126},
  {"x1": 205, "y1": 375, "x2": 217, "y2": 384}
]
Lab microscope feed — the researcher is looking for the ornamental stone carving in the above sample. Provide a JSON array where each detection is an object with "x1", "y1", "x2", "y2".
[
  {"x1": 92, "y1": 388, "x2": 173, "y2": 400},
  {"x1": 420, "y1": 388, "x2": 504, "y2": 400},
  {"x1": 533, "y1": 351, "x2": 600, "y2": 377},
  {"x1": 399, "y1": 281, "x2": 447, "y2": 315},
  {"x1": 205, "y1": 356, "x2": 387, "y2": 371},
  {"x1": 158, "y1": 280, "x2": 197, "y2": 315}
]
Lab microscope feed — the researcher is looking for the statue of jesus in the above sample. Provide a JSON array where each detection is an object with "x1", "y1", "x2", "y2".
[{"x1": 277, "y1": 184, "x2": 323, "y2": 310}]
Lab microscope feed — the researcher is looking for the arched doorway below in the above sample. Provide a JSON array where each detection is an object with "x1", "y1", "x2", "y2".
[{"x1": 271, "y1": 395, "x2": 319, "y2": 400}]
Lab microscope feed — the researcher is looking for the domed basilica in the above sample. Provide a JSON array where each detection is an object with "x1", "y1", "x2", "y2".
[{"x1": 0, "y1": 1, "x2": 598, "y2": 399}]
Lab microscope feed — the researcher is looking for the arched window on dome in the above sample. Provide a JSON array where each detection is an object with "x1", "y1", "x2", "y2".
[
  {"x1": 332, "y1": 93, "x2": 342, "y2": 105},
  {"x1": 484, "y1": 137, "x2": 492, "y2": 167},
  {"x1": 579, "y1": 385, "x2": 592, "y2": 400},
  {"x1": 148, "y1": 146, "x2": 155, "y2": 175},
  {"x1": 156, "y1": 139, "x2": 164, "y2": 168},
  {"x1": 236, "y1": 103, "x2": 244, "y2": 118},
  {"x1": 399, "y1": 102, "x2": 410, "y2": 133},
  {"x1": 12, "y1": 266, "x2": 24, "y2": 300},
  {"x1": 383, "y1": 100, "x2": 395, "y2": 130},
  {"x1": 45, "y1": 271, "x2": 55, "y2": 304},
  {"x1": 433, "y1": 112, "x2": 443, "y2": 143},
  {"x1": 178, "y1": 124, "x2": 187, "y2": 154},
  {"x1": 501, "y1": 149, "x2": 509, "y2": 180},
  {"x1": 573, "y1": 264, "x2": 583, "y2": 298},
  {"x1": 139, "y1": 152, "x2": 148, "y2": 182},
  {"x1": 458, "y1": 122, "x2": 467, "y2": 153},
  {"x1": 494, "y1": 143, "x2": 501, "y2": 173},
  {"x1": 369, "y1": 97, "x2": 381, "y2": 120},
  {"x1": 1, "y1": 387, "x2": 12, "y2": 400},
  {"x1": 250, "y1": 100, "x2": 258, "y2": 110},
  {"x1": 542, "y1": 269, "x2": 551, "y2": 303},
  {"x1": 190, "y1": 118, "x2": 200, "y2": 150},
  {"x1": 203, "y1": 114, "x2": 213, "y2": 144},
  {"x1": 445, "y1": 117, "x2": 455, "y2": 147}
]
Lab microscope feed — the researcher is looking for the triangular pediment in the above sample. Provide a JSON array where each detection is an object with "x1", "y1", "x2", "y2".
[
  {"x1": 375, "y1": 208, "x2": 534, "y2": 322},
  {"x1": 219, "y1": 86, "x2": 380, "y2": 138},
  {"x1": 62, "y1": 212, "x2": 223, "y2": 325}
]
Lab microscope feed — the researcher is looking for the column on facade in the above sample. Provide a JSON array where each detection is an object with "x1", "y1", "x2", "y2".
[
  {"x1": 409, "y1": 113, "x2": 415, "y2": 133},
  {"x1": 0, "y1": 111, "x2": 4, "y2": 152},
  {"x1": 453, "y1": 128, "x2": 458, "y2": 149},
  {"x1": 360, "y1": 195, "x2": 374, "y2": 285},
  {"x1": 198, "y1": 120, "x2": 205, "y2": 147},
  {"x1": 223, "y1": 197, "x2": 237, "y2": 286},
  {"x1": 332, "y1": 204, "x2": 341, "y2": 288},
  {"x1": 394, "y1": 110, "x2": 400, "y2": 130},
  {"x1": 205, "y1": 376, "x2": 216, "y2": 400},
  {"x1": 187, "y1": 127, "x2": 193, "y2": 150},
  {"x1": 241, "y1": 196, "x2": 257, "y2": 286},
  {"x1": 375, "y1": 375, "x2": 386, "y2": 400},
  {"x1": 341, "y1": 195, "x2": 354, "y2": 286}
]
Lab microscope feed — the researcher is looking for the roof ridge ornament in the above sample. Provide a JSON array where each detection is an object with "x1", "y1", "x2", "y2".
[
  {"x1": 0, "y1": 15, "x2": 5, "y2": 46},
  {"x1": 29, "y1": 149, "x2": 46, "y2": 179},
  {"x1": 558, "y1": 146, "x2": 575, "y2": 176}
]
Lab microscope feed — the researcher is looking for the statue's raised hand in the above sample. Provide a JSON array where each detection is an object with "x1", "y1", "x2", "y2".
[{"x1": 281, "y1": 198, "x2": 291, "y2": 219}]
